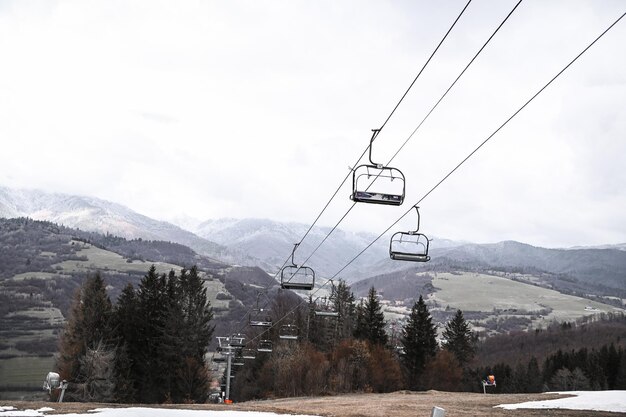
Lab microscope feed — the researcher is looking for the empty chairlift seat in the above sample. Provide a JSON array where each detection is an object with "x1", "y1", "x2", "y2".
[
  {"x1": 257, "y1": 340, "x2": 273, "y2": 353},
  {"x1": 281, "y1": 243, "x2": 315, "y2": 290},
  {"x1": 249, "y1": 309, "x2": 272, "y2": 328},
  {"x1": 241, "y1": 348, "x2": 256, "y2": 360},
  {"x1": 351, "y1": 165, "x2": 405, "y2": 206},
  {"x1": 279, "y1": 324, "x2": 299, "y2": 340},
  {"x1": 281, "y1": 265, "x2": 315, "y2": 290},
  {"x1": 389, "y1": 232, "x2": 431, "y2": 262},
  {"x1": 389, "y1": 206, "x2": 431, "y2": 263},
  {"x1": 350, "y1": 128, "x2": 405, "y2": 206}
]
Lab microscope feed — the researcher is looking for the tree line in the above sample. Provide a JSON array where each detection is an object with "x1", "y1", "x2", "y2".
[
  {"x1": 469, "y1": 343, "x2": 626, "y2": 393},
  {"x1": 56, "y1": 266, "x2": 626, "y2": 403}
]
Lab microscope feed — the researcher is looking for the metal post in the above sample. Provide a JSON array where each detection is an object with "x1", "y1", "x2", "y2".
[
  {"x1": 430, "y1": 406, "x2": 446, "y2": 417},
  {"x1": 225, "y1": 350, "x2": 232, "y2": 401}
]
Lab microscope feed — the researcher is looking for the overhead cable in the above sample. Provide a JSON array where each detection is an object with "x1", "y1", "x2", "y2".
[{"x1": 248, "y1": 8, "x2": 626, "y2": 345}]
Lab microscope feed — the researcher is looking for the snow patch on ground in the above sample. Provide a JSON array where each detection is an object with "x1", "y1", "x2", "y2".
[
  {"x1": 497, "y1": 390, "x2": 626, "y2": 413},
  {"x1": 0, "y1": 407, "x2": 321, "y2": 417}
]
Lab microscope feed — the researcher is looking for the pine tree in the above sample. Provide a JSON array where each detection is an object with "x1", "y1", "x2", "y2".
[
  {"x1": 333, "y1": 280, "x2": 356, "y2": 341},
  {"x1": 400, "y1": 295, "x2": 438, "y2": 390},
  {"x1": 441, "y1": 309, "x2": 476, "y2": 367},
  {"x1": 526, "y1": 357, "x2": 543, "y2": 393},
  {"x1": 175, "y1": 266, "x2": 214, "y2": 402},
  {"x1": 112, "y1": 283, "x2": 140, "y2": 402},
  {"x1": 57, "y1": 273, "x2": 114, "y2": 401},
  {"x1": 615, "y1": 347, "x2": 626, "y2": 389},
  {"x1": 135, "y1": 265, "x2": 169, "y2": 403},
  {"x1": 354, "y1": 287, "x2": 388, "y2": 346}
]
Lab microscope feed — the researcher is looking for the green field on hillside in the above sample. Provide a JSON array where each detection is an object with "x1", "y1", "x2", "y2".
[
  {"x1": 52, "y1": 241, "x2": 183, "y2": 275},
  {"x1": 426, "y1": 271, "x2": 623, "y2": 328}
]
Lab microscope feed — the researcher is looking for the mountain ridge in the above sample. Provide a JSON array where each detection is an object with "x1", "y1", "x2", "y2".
[{"x1": 2, "y1": 186, "x2": 625, "y2": 295}]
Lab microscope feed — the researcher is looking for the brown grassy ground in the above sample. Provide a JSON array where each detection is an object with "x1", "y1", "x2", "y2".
[{"x1": 5, "y1": 391, "x2": 626, "y2": 417}]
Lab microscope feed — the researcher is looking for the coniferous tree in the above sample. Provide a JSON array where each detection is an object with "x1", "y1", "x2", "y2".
[
  {"x1": 162, "y1": 269, "x2": 186, "y2": 401},
  {"x1": 615, "y1": 348, "x2": 626, "y2": 389},
  {"x1": 400, "y1": 296, "x2": 438, "y2": 390},
  {"x1": 175, "y1": 266, "x2": 214, "y2": 402},
  {"x1": 441, "y1": 309, "x2": 476, "y2": 367},
  {"x1": 526, "y1": 357, "x2": 543, "y2": 393},
  {"x1": 112, "y1": 283, "x2": 140, "y2": 402},
  {"x1": 135, "y1": 265, "x2": 169, "y2": 403},
  {"x1": 333, "y1": 280, "x2": 356, "y2": 341},
  {"x1": 57, "y1": 273, "x2": 114, "y2": 401},
  {"x1": 354, "y1": 287, "x2": 388, "y2": 346}
]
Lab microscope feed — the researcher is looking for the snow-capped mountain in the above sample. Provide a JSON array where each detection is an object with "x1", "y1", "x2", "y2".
[
  {"x1": 567, "y1": 243, "x2": 626, "y2": 251},
  {"x1": 0, "y1": 186, "x2": 232, "y2": 261},
  {"x1": 193, "y1": 218, "x2": 385, "y2": 280},
  {"x1": 192, "y1": 218, "x2": 467, "y2": 281}
]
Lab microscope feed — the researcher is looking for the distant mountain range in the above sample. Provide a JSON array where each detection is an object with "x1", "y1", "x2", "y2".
[
  {"x1": 2, "y1": 186, "x2": 625, "y2": 295},
  {"x1": 0, "y1": 186, "x2": 257, "y2": 266}
]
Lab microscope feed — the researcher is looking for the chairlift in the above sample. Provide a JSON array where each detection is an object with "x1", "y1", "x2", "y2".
[
  {"x1": 241, "y1": 348, "x2": 256, "y2": 360},
  {"x1": 249, "y1": 293, "x2": 272, "y2": 327},
  {"x1": 281, "y1": 243, "x2": 315, "y2": 291},
  {"x1": 351, "y1": 129, "x2": 405, "y2": 206},
  {"x1": 225, "y1": 333, "x2": 246, "y2": 349},
  {"x1": 314, "y1": 296, "x2": 339, "y2": 317},
  {"x1": 249, "y1": 311, "x2": 272, "y2": 327},
  {"x1": 389, "y1": 206, "x2": 431, "y2": 262},
  {"x1": 315, "y1": 310, "x2": 339, "y2": 318},
  {"x1": 216, "y1": 336, "x2": 231, "y2": 350},
  {"x1": 314, "y1": 283, "x2": 339, "y2": 318},
  {"x1": 257, "y1": 340, "x2": 273, "y2": 353},
  {"x1": 279, "y1": 324, "x2": 299, "y2": 340}
]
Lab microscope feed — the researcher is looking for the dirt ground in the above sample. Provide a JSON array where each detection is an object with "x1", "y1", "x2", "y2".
[{"x1": 5, "y1": 391, "x2": 626, "y2": 417}]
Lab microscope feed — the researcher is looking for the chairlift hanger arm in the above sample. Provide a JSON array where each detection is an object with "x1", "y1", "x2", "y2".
[
  {"x1": 368, "y1": 129, "x2": 383, "y2": 168},
  {"x1": 290, "y1": 243, "x2": 299, "y2": 267},
  {"x1": 409, "y1": 206, "x2": 421, "y2": 235}
]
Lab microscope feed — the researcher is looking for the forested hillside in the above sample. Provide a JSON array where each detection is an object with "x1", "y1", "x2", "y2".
[{"x1": 0, "y1": 218, "x2": 282, "y2": 399}]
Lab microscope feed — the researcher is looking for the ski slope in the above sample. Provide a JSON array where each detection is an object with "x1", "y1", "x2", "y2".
[{"x1": 497, "y1": 390, "x2": 626, "y2": 413}]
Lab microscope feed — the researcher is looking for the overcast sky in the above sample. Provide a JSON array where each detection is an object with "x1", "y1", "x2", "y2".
[{"x1": 0, "y1": 0, "x2": 624, "y2": 248}]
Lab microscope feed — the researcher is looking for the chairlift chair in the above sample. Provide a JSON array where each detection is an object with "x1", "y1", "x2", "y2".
[
  {"x1": 229, "y1": 333, "x2": 246, "y2": 348},
  {"x1": 249, "y1": 310, "x2": 272, "y2": 327},
  {"x1": 216, "y1": 336, "x2": 231, "y2": 350},
  {"x1": 314, "y1": 287, "x2": 339, "y2": 318},
  {"x1": 257, "y1": 340, "x2": 273, "y2": 353},
  {"x1": 281, "y1": 243, "x2": 315, "y2": 290},
  {"x1": 249, "y1": 293, "x2": 273, "y2": 327},
  {"x1": 351, "y1": 129, "x2": 405, "y2": 206},
  {"x1": 315, "y1": 310, "x2": 339, "y2": 318},
  {"x1": 389, "y1": 206, "x2": 431, "y2": 262},
  {"x1": 279, "y1": 324, "x2": 299, "y2": 340},
  {"x1": 241, "y1": 348, "x2": 256, "y2": 360},
  {"x1": 314, "y1": 296, "x2": 339, "y2": 317}
]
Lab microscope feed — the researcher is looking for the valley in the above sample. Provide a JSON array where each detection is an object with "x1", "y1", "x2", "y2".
[{"x1": 1, "y1": 190, "x2": 625, "y2": 401}]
